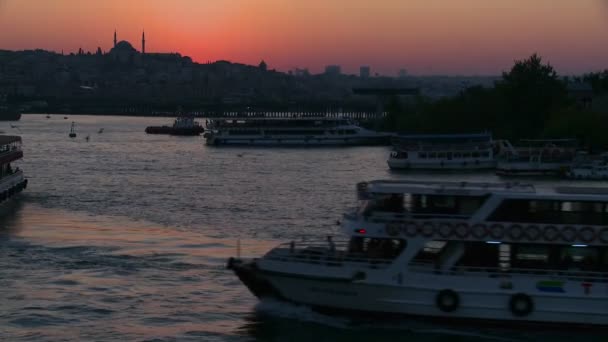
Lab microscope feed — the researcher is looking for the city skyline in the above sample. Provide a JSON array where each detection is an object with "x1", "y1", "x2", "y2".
[{"x1": 1, "y1": 0, "x2": 608, "y2": 75}]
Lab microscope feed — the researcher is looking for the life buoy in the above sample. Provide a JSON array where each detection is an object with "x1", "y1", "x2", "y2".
[
  {"x1": 508, "y1": 224, "x2": 524, "y2": 240},
  {"x1": 509, "y1": 293, "x2": 533, "y2": 317},
  {"x1": 489, "y1": 224, "x2": 505, "y2": 240},
  {"x1": 454, "y1": 223, "x2": 469, "y2": 239},
  {"x1": 419, "y1": 222, "x2": 435, "y2": 237},
  {"x1": 525, "y1": 225, "x2": 542, "y2": 241},
  {"x1": 578, "y1": 226, "x2": 596, "y2": 244},
  {"x1": 438, "y1": 223, "x2": 452, "y2": 238},
  {"x1": 560, "y1": 226, "x2": 577, "y2": 243},
  {"x1": 471, "y1": 223, "x2": 488, "y2": 239},
  {"x1": 599, "y1": 227, "x2": 608, "y2": 244},
  {"x1": 542, "y1": 225, "x2": 559, "y2": 242},
  {"x1": 385, "y1": 223, "x2": 401, "y2": 237},
  {"x1": 404, "y1": 222, "x2": 418, "y2": 237},
  {"x1": 436, "y1": 289, "x2": 460, "y2": 313}
]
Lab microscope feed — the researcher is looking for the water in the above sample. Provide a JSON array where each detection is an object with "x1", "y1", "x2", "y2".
[{"x1": 0, "y1": 115, "x2": 604, "y2": 341}]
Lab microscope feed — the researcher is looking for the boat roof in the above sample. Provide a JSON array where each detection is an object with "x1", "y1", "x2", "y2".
[
  {"x1": 210, "y1": 116, "x2": 351, "y2": 121},
  {"x1": 0, "y1": 135, "x2": 21, "y2": 145},
  {"x1": 394, "y1": 133, "x2": 492, "y2": 140},
  {"x1": 363, "y1": 180, "x2": 608, "y2": 199},
  {"x1": 365, "y1": 180, "x2": 534, "y2": 196}
]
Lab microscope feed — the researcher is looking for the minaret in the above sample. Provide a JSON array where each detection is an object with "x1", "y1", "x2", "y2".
[
  {"x1": 141, "y1": 30, "x2": 146, "y2": 54},
  {"x1": 113, "y1": 30, "x2": 117, "y2": 47}
]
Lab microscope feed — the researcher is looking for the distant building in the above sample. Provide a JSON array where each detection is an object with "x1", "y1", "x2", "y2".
[
  {"x1": 360, "y1": 66, "x2": 370, "y2": 79},
  {"x1": 398, "y1": 69, "x2": 408, "y2": 78},
  {"x1": 324, "y1": 65, "x2": 341, "y2": 76},
  {"x1": 259, "y1": 60, "x2": 267, "y2": 71}
]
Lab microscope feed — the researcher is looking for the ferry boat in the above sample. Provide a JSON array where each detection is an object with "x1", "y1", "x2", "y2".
[
  {"x1": 228, "y1": 180, "x2": 608, "y2": 327},
  {"x1": 388, "y1": 133, "x2": 497, "y2": 170},
  {"x1": 0, "y1": 136, "x2": 28, "y2": 204},
  {"x1": 145, "y1": 116, "x2": 204, "y2": 136},
  {"x1": 565, "y1": 152, "x2": 608, "y2": 180},
  {"x1": 203, "y1": 117, "x2": 391, "y2": 146},
  {"x1": 496, "y1": 139, "x2": 577, "y2": 177}
]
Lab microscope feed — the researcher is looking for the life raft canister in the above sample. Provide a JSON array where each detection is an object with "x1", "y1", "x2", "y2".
[
  {"x1": 436, "y1": 289, "x2": 460, "y2": 313},
  {"x1": 509, "y1": 293, "x2": 534, "y2": 317}
]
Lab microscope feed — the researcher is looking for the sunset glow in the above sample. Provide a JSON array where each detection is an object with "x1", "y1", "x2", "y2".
[{"x1": 1, "y1": 0, "x2": 607, "y2": 75}]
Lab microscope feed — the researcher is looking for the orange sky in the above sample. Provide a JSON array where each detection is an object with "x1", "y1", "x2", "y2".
[{"x1": 1, "y1": 0, "x2": 607, "y2": 75}]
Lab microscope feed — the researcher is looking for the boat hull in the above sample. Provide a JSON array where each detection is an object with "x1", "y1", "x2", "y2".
[
  {"x1": 145, "y1": 126, "x2": 204, "y2": 136},
  {"x1": 387, "y1": 158, "x2": 496, "y2": 170},
  {"x1": 205, "y1": 135, "x2": 391, "y2": 146},
  {"x1": 229, "y1": 258, "x2": 608, "y2": 328}
]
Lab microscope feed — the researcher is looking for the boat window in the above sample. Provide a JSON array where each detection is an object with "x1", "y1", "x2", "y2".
[
  {"x1": 419, "y1": 152, "x2": 427, "y2": 159},
  {"x1": 482, "y1": 152, "x2": 490, "y2": 158},
  {"x1": 438, "y1": 152, "x2": 446, "y2": 159},
  {"x1": 453, "y1": 152, "x2": 462, "y2": 158},
  {"x1": 407, "y1": 194, "x2": 486, "y2": 217},
  {"x1": 429, "y1": 152, "x2": 437, "y2": 158},
  {"x1": 348, "y1": 237, "x2": 406, "y2": 259},
  {"x1": 456, "y1": 242, "x2": 500, "y2": 268},
  {"x1": 489, "y1": 199, "x2": 608, "y2": 225},
  {"x1": 411, "y1": 240, "x2": 447, "y2": 264}
]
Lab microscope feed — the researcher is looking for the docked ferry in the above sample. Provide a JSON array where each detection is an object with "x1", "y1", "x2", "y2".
[
  {"x1": 388, "y1": 133, "x2": 497, "y2": 170},
  {"x1": 0, "y1": 136, "x2": 27, "y2": 204},
  {"x1": 203, "y1": 117, "x2": 391, "y2": 146},
  {"x1": 229, "y1": 180, "x2": 608, "y2": 327},
  {"x1": 496, "y1": 139, "x2": 577, "y2": 177},
  {"x1": 565, "y1": 152, "x2": 608, "y2": 180}
]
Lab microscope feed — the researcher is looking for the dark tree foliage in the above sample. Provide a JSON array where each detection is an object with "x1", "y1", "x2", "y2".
[{"x1": 384, "y1": 54, "x2": 604, "y2": 146}]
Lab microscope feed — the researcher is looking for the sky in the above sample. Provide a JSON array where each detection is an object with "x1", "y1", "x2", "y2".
[{"x1": 1, "y1": 0, "x2": 607, "y2": 75}]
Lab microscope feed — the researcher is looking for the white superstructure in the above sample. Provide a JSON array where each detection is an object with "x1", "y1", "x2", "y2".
[
  {"x1": 229, "y1": 180, "x2": 608, "y2": 327},
  {"x1": 204, "y1": 117, "x2": 391, "y2": 146},
  {"x1": 388, "y1": 133, "x2": 497, "y2": 170},
  {"x1": 566, "y1": 153, "x2": 608, "y2": 180},
  {"x1": 496, "y1": 139, "x2": 577, "y2": 176}
]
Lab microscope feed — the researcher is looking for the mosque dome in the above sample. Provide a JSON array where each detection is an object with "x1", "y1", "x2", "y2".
[{"x1": 111, "y1": 40, "x2": 137, "y2": 53}]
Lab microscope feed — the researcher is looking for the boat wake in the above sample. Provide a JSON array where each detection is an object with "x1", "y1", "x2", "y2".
[{"x1": 254, "y1": 299, "x2": 525, "y2": 341}]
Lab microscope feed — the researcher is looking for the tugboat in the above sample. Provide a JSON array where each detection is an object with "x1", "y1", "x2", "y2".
[
  {"x1": 229, "y1": 179, "x2": 608, "y2": 328},
  {"x1": 69, "y1": 122, "x2": 77, "y2": 138},
  {"x1": 0, "y1": 136, "x2": 28, "y2": 204},
  {"x1": 145, "y1": 116, "x2": 204, "y2": 136}
]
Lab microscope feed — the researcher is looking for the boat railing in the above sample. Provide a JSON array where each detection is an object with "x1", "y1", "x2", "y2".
[
  {"x1": 263, "y1": 240, "x2": 393, "y2": 270},
  {"x1": 351, "y1": 211, "x2": 470, "y2": 223},
  {"x1": 408, "y1": 261, "x2": 608, "y2": 282}
]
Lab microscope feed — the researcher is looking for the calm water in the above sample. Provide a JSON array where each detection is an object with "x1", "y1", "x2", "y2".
[{"x1": 0, "y1": 115, "x2": 603, "y2": 341}]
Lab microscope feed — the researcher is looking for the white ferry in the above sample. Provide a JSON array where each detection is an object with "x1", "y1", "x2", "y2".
[
  {"x1": 388, "y1": 133, "x2": 497, "y2": 170},
  {"x1": 203, "y1": 117, "x2": 391, "y2": 146},
  {"x1": 566, "y1": 152, "x2": 608, "y2": 180},
  {"x1": 496, "y1": 139, "x2": 577, "y2": 177},
  {"x1": 229, "y1": 180, "x2": 608, "y2": 327},
  {"x1": 0, "y1": 136, "x2": 27, "y2": 204}
]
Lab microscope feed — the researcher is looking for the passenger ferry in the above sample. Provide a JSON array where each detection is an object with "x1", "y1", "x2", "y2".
[
  {"x1": 388, "y1": 133, "x2": 497, "y2": 170},
  {"x1": 229, "y1": 180, "x2": 608, "y2": 327},
  {"x1": 566, "y1": 152, "x2": 608, "y2": 180},
  {"x1": 203, "y1": 117, "x2": 391, "y2": 146},
  {"x1": 496, "y1": 139, "x2": 577, "y2": 177},
  {"x1": 0, "y1": 136, "x2": 27, "y2": 204}
]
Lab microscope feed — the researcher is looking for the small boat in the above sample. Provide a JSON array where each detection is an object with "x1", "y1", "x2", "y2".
[
  {"x1": 46, "y1": 114, "x2": 51, "y2": 119},
  {"x1": 229, "y1": 179, "x2": 608, "y2": 327},
  {"x1": 145, "y1": 116, "x2": 204, "y2": 136},
  {"x1": 69, "y1": 122, "x2": 77, "y2": 138},
  {"x1": 98, "y1": 128, "x2": 104, "y2": 134},
  {"x1": 85, "y1": 135, "x2": 90, "y2": 142},
  {"x1": 64, "y1": 116, "x2": 68, "y2": 120}
]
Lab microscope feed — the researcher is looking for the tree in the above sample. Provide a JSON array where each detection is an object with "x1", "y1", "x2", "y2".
[{"x1": 495, "y1": 54, "x2": 568, "y2": 138}]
